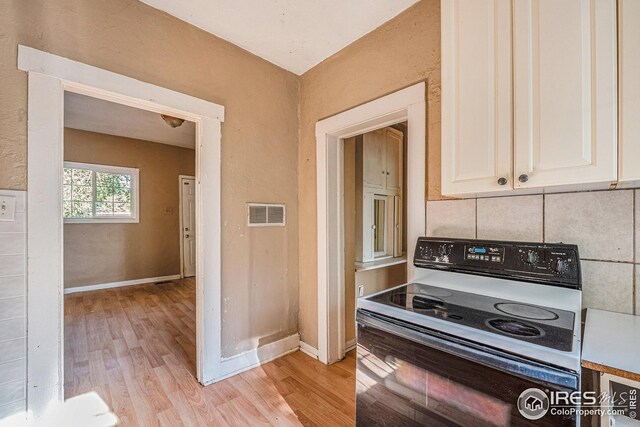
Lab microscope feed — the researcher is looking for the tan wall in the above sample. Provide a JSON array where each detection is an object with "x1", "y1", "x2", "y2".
[
  {"x1": 298, "y1": 0, "x2": 441, "y2": 347},
  {"x1": 1, "y1": 0, "x2": 300, "y2": 357},
  {"x1": 63, "y1": 129, "x2": 195, "y2": 288}
]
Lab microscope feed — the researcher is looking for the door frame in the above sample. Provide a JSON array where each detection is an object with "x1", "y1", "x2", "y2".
[
  {"x1": 179, "y1": 174, "x2": 196, "y2": 278},
  {"x1": 315, "y1": 82, "x2": 426, "y2": 364},
  {"x1": 18, "y1": 46, "x2": 225, "y2": 419}
]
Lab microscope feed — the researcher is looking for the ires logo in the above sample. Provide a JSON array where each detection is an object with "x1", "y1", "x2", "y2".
[
  {"x1": 517, "y1": 389, "x2": 603, "y2": 420},
  {"x1": 517, "y1": 389, "x2": 550, "y2": 420}
]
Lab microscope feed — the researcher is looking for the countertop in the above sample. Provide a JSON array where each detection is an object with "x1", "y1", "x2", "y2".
[
  {"x1": 355, "y1": 256, "x2": 407, "y2": 272},
  {"x1": 581, "y1": 308, "x2": 640, "y2": 382}
]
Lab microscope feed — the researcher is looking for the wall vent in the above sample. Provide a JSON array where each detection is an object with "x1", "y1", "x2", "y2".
[{"x1": 247, "y1": 203, "x2": 286, "y2": 227}]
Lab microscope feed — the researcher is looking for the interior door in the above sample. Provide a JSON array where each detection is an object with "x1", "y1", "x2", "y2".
[
  {"x1": 385, "y1": 129, "x2": 403, "y2": 192},
  {"x1": 441, "y1": 0, "x2": 513, "y2": 196},
  {"x1": 181, "y1": 177, "x2": 196, "y2": 278},
  {"x1": 362, "y1": 130, "x2": 385, "y2": 190},
  {"x1": 512, "y1": 0, "x2": 617, "y2": 189}
]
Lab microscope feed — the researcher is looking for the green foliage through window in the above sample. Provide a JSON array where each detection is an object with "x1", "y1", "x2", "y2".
[{"x1": 63, "y1": 164, "x2": 135, "y2": 220}]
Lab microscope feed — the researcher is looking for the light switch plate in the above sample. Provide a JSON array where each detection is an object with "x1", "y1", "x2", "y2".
[
  {"x1": 358, "y1": 285, "x2": 364, "y2": 297},
  {"x1": 0, "y1": 195, "x2": 16, "y2": 221}
]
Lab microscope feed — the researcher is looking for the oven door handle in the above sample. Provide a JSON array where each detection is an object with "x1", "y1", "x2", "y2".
[{"x1": 357, "y1": 310, "x2": 579, "y2": 390}]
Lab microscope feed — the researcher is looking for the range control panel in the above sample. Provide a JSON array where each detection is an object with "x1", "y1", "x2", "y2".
[{"x1": 414, "y1": 237, "x2": 581, "y2": 289}]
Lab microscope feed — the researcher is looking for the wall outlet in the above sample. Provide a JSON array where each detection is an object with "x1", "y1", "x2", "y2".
[
  {"x1": 0, "y1": 195, "x2": 16, "y2": 221},
  {"x1": 358, "y1": 285, "x2": 364, "y2": 297}
]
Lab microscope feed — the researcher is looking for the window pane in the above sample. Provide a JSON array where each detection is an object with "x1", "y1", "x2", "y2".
[
  {"x1": 63, "y1": 164, "x2": 136, "y2": 221},
  {"x1": 374, "y1": 198, "x2": 386, "y2": 254},
  {"x1": 63, "y1": 185, "x2": 72, "y2": 201},
  {"x1": 96, "y1": 202, "x2": 114, "y2": 216},
  {"x1": 72, "y1": 202, "x2": 92, "y2": 217},
  {"x1": 72, "y1": 169, "x2": 92, "y2": 186},
  {"x1": 72, "y1": 186, "x2": 92, "y2": 202},
  {"x1": 114, "y1": 203, "x2": 131, "y2": 216},
  {"x1": 113, "y1": 187, "x2": 130, "y2": 204},
  {"x1": 96, "y1": 185, "x2": 114, "y2": 202},
  {"x1": 63, "y1": 201, "x2": 73, "y2": 218},
  {"x1": 96, "y1": 172, "x2": 114, "y2": 187},
  {"x1": 114, "y1": 174, "x2": 131, "y2": 188},
  {"x1": 63, "y1": 168, "x2": 73, "y2": 185}
]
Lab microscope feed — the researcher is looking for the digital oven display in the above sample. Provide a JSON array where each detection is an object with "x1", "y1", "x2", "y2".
[{"x1": 465, "y1": 246, "x2": 504, "y2": 263}]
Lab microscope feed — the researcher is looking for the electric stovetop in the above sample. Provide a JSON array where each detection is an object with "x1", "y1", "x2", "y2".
[{"x1": 368, "y1": 282, "x2": 575, "y2": 352}]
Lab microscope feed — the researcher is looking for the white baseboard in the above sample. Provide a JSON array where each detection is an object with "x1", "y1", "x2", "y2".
[
  {"x1": 63, "y1": 274, "x2": 182, "y2": 294},
  {"x1": 345, "y1": 339, "x2": 357, "y2": 352},
  {"x1": 205, "y1": 333, "x2": 300, "y2": 384},
  {"x1": 299, "y1": 341, "x2": 319, "y2": 360}
]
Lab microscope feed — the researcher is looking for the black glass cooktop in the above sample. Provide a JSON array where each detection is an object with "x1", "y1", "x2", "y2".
[{"x1": 368, "y1": 283, "x2": 575, "y2": 351}]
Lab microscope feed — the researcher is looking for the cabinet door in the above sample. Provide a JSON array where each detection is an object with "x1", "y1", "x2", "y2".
[
  {"x1": 441, "y1": 0, "x2": 513, "y2": 196},
  {"x1": 618, "y1": 0, "x2": 640, "y2": 187},
  {"x1": 362, "y1": 130, "x2": 385, "y2": 190},
  {"x1": 385, "y1": 129, "x2": 403, "y2": 192},
  {"x1": 513, "y1": 0, "x2": 617, "y2": 189},
  {"x1": 393, "y1": 195, "x2": 403, "y2": 258},
  {"x1": 361, "y1": 192, "x2": 374, "y2": 262}
]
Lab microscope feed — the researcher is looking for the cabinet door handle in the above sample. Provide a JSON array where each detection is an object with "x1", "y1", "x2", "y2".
[
  {"x1": 497, "y1": 177, "x2": 507, "y2": 185},
  {"x1": 386, "y1": 171, "x2": 390, "y2": 175},
  {"x1": 518, "y1": 174, "x2": 529, "y2": 183}
]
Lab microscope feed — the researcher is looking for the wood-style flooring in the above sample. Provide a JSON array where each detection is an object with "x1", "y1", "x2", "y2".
[{"x1": 64, "y1": 278, "x2": 356, "y2": 426}]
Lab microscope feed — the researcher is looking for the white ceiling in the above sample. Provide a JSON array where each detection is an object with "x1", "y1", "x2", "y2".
[
  {"x1": 138, "y1": 0, "x2": 419, "y2": 75},
  {"x1": 64, "y1": 92, "x2": 196, "y2": 149}
]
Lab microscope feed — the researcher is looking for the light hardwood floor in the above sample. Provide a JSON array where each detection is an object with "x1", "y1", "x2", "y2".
[{"x1": 64, "y1": 278, "x2": 356, "y2": 426}]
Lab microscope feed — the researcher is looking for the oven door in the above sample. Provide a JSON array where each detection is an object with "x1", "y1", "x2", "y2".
[{"x1": 356, "y1": 310, "x2": 579, "y2": 426}]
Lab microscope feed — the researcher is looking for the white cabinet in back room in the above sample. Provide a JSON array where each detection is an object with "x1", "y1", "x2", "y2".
[
  {"x1": 441, "y1": 0, "x2": 513, "y2": 196},
  {"x1": 356, "y1": 127, "x2": 404, "y2": 262},
  {"x1": 441, "y1": 0, "x2": 619, "y2": 197},
  {"x1": 384, "y1": 129, "x2": 403, "y2": 192},
  {"x1": 618, "y1": 0, "x2": 640, "y2": 188},
  {"x1": 362, "y1": 129, "x2": 386, "y2": 190}
]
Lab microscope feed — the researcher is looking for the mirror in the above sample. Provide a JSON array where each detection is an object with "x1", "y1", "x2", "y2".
[{"x1": 374, "y1": 198, "x2": 385, "y2": 254}]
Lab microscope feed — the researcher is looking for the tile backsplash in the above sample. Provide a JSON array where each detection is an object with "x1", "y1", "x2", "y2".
[
  {"x1": 0, "y1": 190, "x2": 26, "y2": 419},
  {"x1": 426, "y1": 189, "x2": 638, "y2": 315}
]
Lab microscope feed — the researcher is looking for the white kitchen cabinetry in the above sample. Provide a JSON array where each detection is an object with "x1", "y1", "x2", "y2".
[
  {"x1": 441, "y1": 0, "x2": 513, "y2": 195},
  {"x1": 356, "y1": 128, "x2": 404, "y2": 262},
  {"x1": 512, "y1": 0, "x2": 617, "y2": 189},
  {"x1": 385, "y1": 129, "x2": 403, "y2": 192},
  {"x1": 441, "y1": 0, "x2": 618, "y2": 197},
  {"x1": 362, "y1": 129, "x2": 386, "y2": 190},
  {"x1": 362, "y1": 128, "x2": 403, "y2": 193},
  {"x1": 618, "y1": 0, "x2": 640, "y2": 188}
]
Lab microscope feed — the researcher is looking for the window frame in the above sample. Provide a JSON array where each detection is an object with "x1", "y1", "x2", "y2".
[{"x1": 63, "y1": 161, "x2": 140, "y2": 224}]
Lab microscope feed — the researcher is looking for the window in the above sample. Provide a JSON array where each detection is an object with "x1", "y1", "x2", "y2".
[{"x1": 63, "y1": 162, "x2": 139, "y2": 223}]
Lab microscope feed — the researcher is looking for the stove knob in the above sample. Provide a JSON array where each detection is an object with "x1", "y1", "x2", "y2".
[
  {"x1": 526, "y1": 250, "x2": 539, "y2": 265},
  {"x1": 554, "y1": 259, "x2": 569, "y2": 274},
  {"x1": 438, "y1": 244, "x2": 451, "y2": 256}
]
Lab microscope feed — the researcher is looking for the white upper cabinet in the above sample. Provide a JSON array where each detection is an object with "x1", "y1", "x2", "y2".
[
  {"x1": 441, "y1": 0, "x2": 619, "y2": 197},
  {"x1": 362, "y1": 129, "x2": 386, "y2": 190},
  {"x1": 441, "y1": 0, "x2": 513, "y2": 196},
  {"x1": 618, "y1": 0, "x2": 640, "y2": 187},
  {"x1": 513, "y1": 0, "x2": 617, "y2": 189},
  {"x1": 362, "y1": 128, "x2": 404, "y2": 193},
  {"x1": 384, "y1": 128, "x2": 403, "y2": 192}
]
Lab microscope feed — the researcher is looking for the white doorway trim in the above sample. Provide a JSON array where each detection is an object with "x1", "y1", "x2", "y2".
[
  {"x1": 179, "y1": 174, "x2": 196, "y2": 278},
  {"x1": 315, "y1": 82, "x2": 426, "y2": 364},
  {"x1": 18, "y1": 46, "x2": 225, "y2": 420}
]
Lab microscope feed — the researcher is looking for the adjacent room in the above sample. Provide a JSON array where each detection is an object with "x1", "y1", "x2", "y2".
[
  {"x1": 61, "y1": 93, "x2": 199, "y2": 402},
  {"x1": 1, "y1": 0, "x2": 639, "y2": 426}
]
